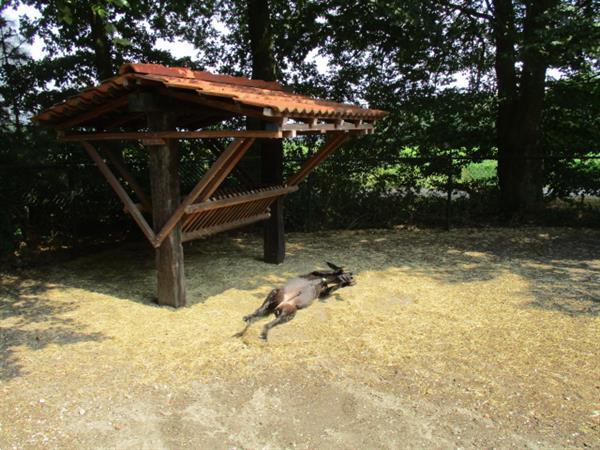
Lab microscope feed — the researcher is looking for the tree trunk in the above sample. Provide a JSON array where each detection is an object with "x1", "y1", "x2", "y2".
[
  {"x1": 0, "y1": 24, "x2": 21, "y2": 132},
  {"x1": 247, "y1": 0, "x2": 277, "y2": 80},
  {"x1": 89, "y1": 6, "x2": 115, "y2": 81},
  {"x1": 247, "y1": 0, "x2": 285, "y2": 263},
  {"x1": 493, "y1": 0, "x2": 519, "y2": 215},
  {"x1": 494, "y1": 0, "x2": 554, "y2": 218}
]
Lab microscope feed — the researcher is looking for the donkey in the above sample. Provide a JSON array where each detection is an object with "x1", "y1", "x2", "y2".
[{"x1": 234, "y1": 262, "x2": 356, "y2": 340}]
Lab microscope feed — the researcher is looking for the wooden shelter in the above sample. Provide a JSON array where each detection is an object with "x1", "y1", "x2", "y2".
[{"x1": 33, "y1": 63, "x2": 387, "y2": 307}]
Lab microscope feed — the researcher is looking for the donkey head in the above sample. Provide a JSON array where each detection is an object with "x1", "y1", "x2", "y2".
[
  {"x1": 326, "y1": 262, "x2": 356, "y2": 287},
  {"x1": 337, "y1": 272, "x2": 356, "y2": 287}
]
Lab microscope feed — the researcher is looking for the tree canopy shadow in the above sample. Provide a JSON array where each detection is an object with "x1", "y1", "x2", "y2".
[
  {"x1": 33, "y1": 236, "x2": 292, "y2": 307},
  {"x1": 13, "y1": 227, "x2": 599, "y2": 319},
  {"x1": 0, "y1": 276, "x2": 107, "y2": 380},
  {"x1": 328, "y1": 227, "x2": 600, "y2": 317}
]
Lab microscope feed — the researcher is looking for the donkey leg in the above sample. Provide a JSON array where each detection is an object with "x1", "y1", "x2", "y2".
[
  {"x1": 260, "y1": 307, "x2": 297, "y2": 341},
  {"x1": 233, "y1": 321, "x2": 254, "y2": 338},
  {"x1": 319, "y1": 283, "x2": 342, "y2": 299},
  {"x1": 245, "y1": 290, "x2": 280, "y2": 320},
  {"x1": 234, "y1": 290, "x2": 280, "y2": 338},
  {"x1": 233, "y1": 308, "x2": 271, "y2": 338},
  {"x1": 310, "y1": 270, "x2": 336, "y2": 278}
]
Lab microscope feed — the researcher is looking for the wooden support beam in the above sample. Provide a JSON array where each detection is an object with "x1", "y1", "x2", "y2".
[
  {"x1": 206, "y1": 142, "x2": 255, "y2": 188},
  {"x1": 104, "y1": 148, "x2": 152, "y2": 211},
  {"x1": 287, "y1": 133, "x2": 348, "y2": 186},
  {"x1": 128, "y1": 91, "x2": 204, "y2": 116},
  {"x1": 142, "y1": 138, "x2": 167, "y2": 146},
  {"x1": 288, "y1": 117, "x2": 312, "y2": 125},
  {"x1": 59, "y1": 130, "x2": 283, "y2": 142},
  {"x1": 184, "y1": 185, "x2": 298, "y2": 214},
  {"x1": 261, "y1": 138, "x2": 285, "y2": 264},
  {"x1": 182, "y1": 213, "x2": 270, "y2": 242},
  {"x1": 298, "y1": 128, "x2": 371, "y2": 136},
  {"x1": 263, "y1": 107, "x2": 376, "y2": 122},
  {"x1": 55, "y1": 96, "x2": 129, "y2": 130},
  {"x1": 178, "y1": 112, "x2": 235, "y2": 130},
  {"x1": 59, "y1": 127, "x2": 371, "y2": 142},
  {"x1": 281, "y1": 121, "x2": 373, "y2": 133},
  {"x1": 146, "y1": 112, "x2": 186, "y2": 308},
  {"x1": 153, "y1": 137, "x2": 255, "y2": 248},
  {"x1": 104, "y1": 112, "x2": 145, "y2": 130},
  {"x1": 81, "y1": 141, "x2": 156, "y2": 244},
  {"x1": 196, "y1": 139, "x2": 255, "y2": 202},
  {"x1": 123, "y1": 202, "x2": 145, "y2": 214},
  {"x1": 161, "y1": 88, "x2": 280, "y2": 120}
]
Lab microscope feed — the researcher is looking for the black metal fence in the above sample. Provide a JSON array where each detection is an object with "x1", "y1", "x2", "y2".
[
  {"x1": 1, "y1": 153, "x2": 599, "y2": 255},
  {"x1": 285, "y1": 154, "x2": 600, "y2": 231}
]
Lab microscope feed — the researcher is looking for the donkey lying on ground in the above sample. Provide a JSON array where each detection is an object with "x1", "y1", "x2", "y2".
[{"x1": 234, "y1": 262, "x2": 356, "y2": 340}]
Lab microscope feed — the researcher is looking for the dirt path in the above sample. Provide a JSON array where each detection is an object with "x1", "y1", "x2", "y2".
[{"x1": 1, "y1": 228, "x2": 599, "y2": 448}]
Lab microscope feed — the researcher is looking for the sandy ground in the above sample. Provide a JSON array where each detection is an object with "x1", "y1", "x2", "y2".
[{"x1": 1, "y1": 227, "x2": 599, "y2": 449}]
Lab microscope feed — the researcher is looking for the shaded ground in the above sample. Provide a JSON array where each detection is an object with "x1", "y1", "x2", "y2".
[{"x1": 1, "y1": 227, "x2": 599, "y2": 449}]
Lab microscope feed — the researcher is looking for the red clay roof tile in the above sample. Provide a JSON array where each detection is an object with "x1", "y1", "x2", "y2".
[{"x1": 33, "y1": 63, "x2": 388, "y2": 128}]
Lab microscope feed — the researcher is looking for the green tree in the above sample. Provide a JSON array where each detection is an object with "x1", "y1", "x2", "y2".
[
  {"x1": 487, "y1": 0, "x2": 598, "y2": 215},
  {"x1": 0, "y1": 15, "x2": 35, "y2": 133},
  {"x1": 316, "y1": 0, "x2": 598, "y2": 217},
  {"x1": 246, "y1": 0, "x2": 286, "y2": 262}
]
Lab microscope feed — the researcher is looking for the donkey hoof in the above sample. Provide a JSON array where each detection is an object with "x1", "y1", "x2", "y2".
[{"x1": 259, "y1": 333, "x2": 268, "y2": 341}]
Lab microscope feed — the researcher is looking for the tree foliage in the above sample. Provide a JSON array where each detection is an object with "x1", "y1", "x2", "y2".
[{"x1": 0, "y1": 0, "x2": 598, "y2": 256}]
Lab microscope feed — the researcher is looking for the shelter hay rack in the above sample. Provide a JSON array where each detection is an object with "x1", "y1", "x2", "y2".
[{"x1": 33, "y1": 63, "x2": 387, "y2": 307}]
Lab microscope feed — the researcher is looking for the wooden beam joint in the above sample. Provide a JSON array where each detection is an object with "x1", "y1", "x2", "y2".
[{"x1": 152, "y1": 137, "x2": 255, "y2": 247}]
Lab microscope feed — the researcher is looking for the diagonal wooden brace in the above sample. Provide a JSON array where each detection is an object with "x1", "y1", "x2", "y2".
[
  {"x1": 206, "y1": 141, "x2": 256, "y2": 189},
  {"x1": 153, "y1": 137, "x2": 255, "y2": 248},
  {"x1": 103, "y1": 147, "x2": 152, "y2": 211},
  {"x1": 82, "y1": 141, "x2": 157, "y2": 244},
  {"x1": 287, "y1": 132, "x2": 348, "y2": 186},
  {"x1": 195, "y1": 138, "x2": 255, "y2": 202}
]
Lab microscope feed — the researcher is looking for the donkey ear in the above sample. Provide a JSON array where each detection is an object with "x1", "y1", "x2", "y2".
[{"x1": 326, "y1": 261, "x2": 343, "y2": 271}]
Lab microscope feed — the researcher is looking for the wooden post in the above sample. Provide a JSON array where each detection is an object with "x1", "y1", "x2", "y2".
[
  {"x1": 246, "y1": 0, "x2": 284, "y2": 263},
  {"x1": 146, "y1": 111, "x2": 186, "y2": 307},
  {"x1": 261, "y1": 138, "x2": 285, "y2": 263}
]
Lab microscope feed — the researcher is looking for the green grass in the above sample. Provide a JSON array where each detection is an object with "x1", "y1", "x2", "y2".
[{"x1": 460, "y1": 160, "x2": 497, "y2": 182}]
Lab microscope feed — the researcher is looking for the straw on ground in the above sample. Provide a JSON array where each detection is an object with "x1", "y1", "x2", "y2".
[{"x1": 1, "y1": 227, "x2": 599, "y2": 448}]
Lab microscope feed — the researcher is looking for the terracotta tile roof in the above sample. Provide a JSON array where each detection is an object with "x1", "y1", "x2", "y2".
[{"x1": 33, "y1": 63, "x2": 388, "y2": 129}]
